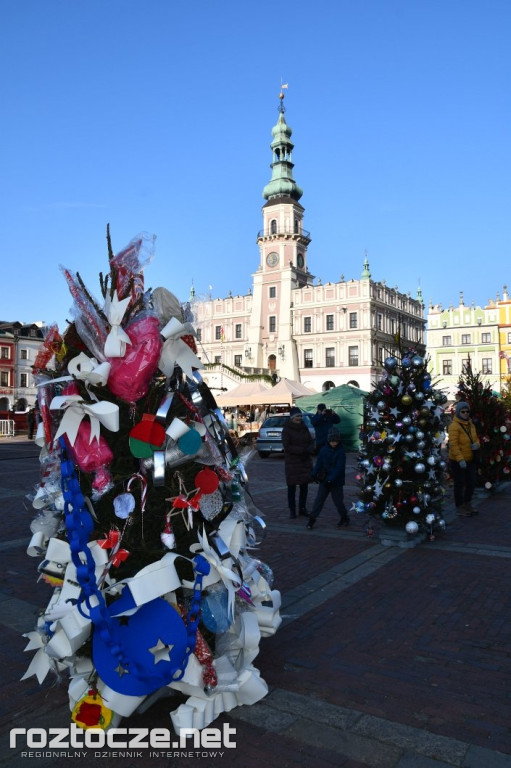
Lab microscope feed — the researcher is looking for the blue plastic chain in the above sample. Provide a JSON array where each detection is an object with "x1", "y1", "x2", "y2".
[{"x1": 59, "y1": 437, "x2": 131, "y2": 674}]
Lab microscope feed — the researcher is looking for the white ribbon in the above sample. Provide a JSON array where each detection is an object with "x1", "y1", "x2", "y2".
[
  {"x1": 104, "y1": 291, "x2": 132, "y2": 358},
  {"x1": 51, "y1": 394, "x2": 119, "y2": 446},
  {"x1": 159, "y1": 317, "x2": 202, "y2": 379},
  {"x1": 190, "y1": 528, "x2": 242, "y2": 621},
  {"x1": 68, "y1": 352, "x2": 111, "y2": 389}
]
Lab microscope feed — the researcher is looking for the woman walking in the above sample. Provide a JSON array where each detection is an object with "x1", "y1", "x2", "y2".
[{"x1": 282, "y1": 407, "x2": 314, "y2": 519}]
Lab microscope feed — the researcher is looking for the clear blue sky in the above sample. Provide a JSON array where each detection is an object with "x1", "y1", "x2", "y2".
[{"x1": 2, "y1": 0, "x2": 510, "y2": 330}]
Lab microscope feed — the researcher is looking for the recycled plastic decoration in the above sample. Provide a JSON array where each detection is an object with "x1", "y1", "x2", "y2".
[{"x1": 22, "y1": 228, "x2": 281, "y2": 732}]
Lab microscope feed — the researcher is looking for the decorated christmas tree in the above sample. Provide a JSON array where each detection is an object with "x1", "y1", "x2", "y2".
[
  {"x1": 22, "y1": 228, "x2": 281, "y2": 732},
  {"x1": 455, "y1": 362, "x2": 511, "y2": 490},
  {"x1": 356, "y1": 352, "x2": 448, "y2": 538}
]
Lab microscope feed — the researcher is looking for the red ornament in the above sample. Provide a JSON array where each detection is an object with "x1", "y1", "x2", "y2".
[{"x1": 195, "y1": 468, "x2": 219, "y2": 494}]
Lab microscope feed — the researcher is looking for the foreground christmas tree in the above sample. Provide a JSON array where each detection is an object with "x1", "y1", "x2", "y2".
[
  {"x1": 356, "y1": 352, "x2": 448, "y2": 538},
  {"x1": 455, "y1": 362, "x2": 511, "y2": 490},
  {"x1": 22, "y1": 229, "x2": 281, "y2": 732}
]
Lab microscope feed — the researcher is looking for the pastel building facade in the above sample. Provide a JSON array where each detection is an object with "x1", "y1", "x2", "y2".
[
  {"x1": 0, "y1": 322, "x2": 45, "y2": 411},
  {"x1": 193, "y1": 94, "x2": 426, "y2": 395},
  {"x1": 426, "y1": 289, "x2": 510, "y2": 399}
]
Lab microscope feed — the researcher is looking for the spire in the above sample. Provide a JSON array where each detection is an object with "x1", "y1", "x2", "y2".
[
  {"x1": 416, "y1": 284, "x2": 424, "y2": 305},
  {"x1": 189, "y1": 281, "x2": 195, "y2": 302},
  {"x1": 262, "y1": 89, "x2": 303, "y2": 202},
  {"x1": 361, "y1": 254, "x2": 371, "y2": 279}
]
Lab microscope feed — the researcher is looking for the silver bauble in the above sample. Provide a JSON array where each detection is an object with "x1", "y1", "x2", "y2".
[{"x1": 414, "y1": 462, "x2": 426, "y2": 473}]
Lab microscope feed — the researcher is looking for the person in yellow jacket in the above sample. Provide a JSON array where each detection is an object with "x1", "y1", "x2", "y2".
[{"x1": 448, "y1": 401, "x2": 480, "y2": 516}]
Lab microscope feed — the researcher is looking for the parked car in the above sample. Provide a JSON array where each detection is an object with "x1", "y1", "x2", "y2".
[{"x1": 256, "y1": 412, "x2": 316, "y2": 458}]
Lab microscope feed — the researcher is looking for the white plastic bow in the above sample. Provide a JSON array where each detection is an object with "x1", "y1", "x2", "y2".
[
  {"x1": 191, "y1": 527, "x2": 242, "y2": 621},
  {"x1": 50, "y1": 394, "x2": 119, "y2": 446},
  {"x1": 159, "y1": 317, "x2": 202, "y2": 379},
  {"x1": 104, "y1": 291, "x2": 132, "y2": 358}
]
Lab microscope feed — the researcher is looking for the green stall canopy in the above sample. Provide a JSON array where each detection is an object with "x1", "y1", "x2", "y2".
[{"x1": 295, "y1": 384, "x2": 367, "y2": 451}]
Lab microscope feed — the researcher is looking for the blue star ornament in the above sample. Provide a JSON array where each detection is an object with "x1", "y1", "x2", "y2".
[{"x1": 93, "y1": 597, "x2": 188, "y2": 696}]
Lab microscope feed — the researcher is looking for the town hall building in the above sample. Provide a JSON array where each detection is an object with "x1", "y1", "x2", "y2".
[{"x1": 193, "y1": 92, "x2": 426, "y2": 394}]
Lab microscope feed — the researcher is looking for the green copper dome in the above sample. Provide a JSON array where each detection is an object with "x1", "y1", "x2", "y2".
[{"x1": 263, "y1": 99, "x2": 303, "y2": 202}]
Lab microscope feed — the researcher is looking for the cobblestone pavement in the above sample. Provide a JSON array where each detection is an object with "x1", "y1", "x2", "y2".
[{"x1": 1, "y1": 437, "x2": 511, "y2": 768}]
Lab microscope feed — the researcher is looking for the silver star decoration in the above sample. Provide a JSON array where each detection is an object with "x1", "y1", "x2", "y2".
[
  {"x1": 149, "y1": 638, "x2": 175, "y2": 664},
  {"x1": 390, "y1": 407, "x2": 400, "y2": 417},
  {"x1": 393, "y1": 433, "x2": 402, "y2": 443},
  {"x1": 115, "y1": 664, "x2": 129, "y2": 677}
]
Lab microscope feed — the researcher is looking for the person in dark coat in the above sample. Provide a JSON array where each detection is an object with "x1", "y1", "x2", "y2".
[
  {"x1": 311, "y1": 403, "x2": 341, "y2": 450},
  {"x1": 282, "y1": 407, "x2": 314, "y2": 519},
  {"x1": 307, "y1": 427, "x2": 349, "y2": 529}
]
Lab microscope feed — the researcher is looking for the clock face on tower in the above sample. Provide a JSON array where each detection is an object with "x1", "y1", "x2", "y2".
[
  {"x1": 266, "y1": 252, "x2": 279, "y2": 267},
  {"x1": 297, "y1": 253, "x2": 304, "y2": 268}
]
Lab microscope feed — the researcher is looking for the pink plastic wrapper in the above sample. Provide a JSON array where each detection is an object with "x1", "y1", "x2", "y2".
[
  {"x1": 60, "y1": 382, "x2": 114, "y2": 496},
  {"x1": 107, "y1": 315, "x2": 162, "y2": 403},
  {"x1": 65, "y1": 421, "x2": 114, "y2": 497}
]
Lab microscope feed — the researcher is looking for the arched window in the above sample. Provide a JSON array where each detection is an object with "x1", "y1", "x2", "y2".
[
  {"x1": 294, "y1": 218, "x2": 299, "y2": 233},
  {"x1": 347, "y1": 380, "x2": 360, "y2": 388},
  {"x1": 323, "y1": 381, "x2": 335, "y2": 391},
  {"x1": 268, "y1": 353, "x2": 277, "y2": 371},
  {"x1": 270, "y1": 219, "x2": 277, "y2": 235}
]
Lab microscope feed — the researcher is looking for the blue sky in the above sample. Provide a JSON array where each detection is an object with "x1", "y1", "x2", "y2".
[{"x1": 1, "y1": 0, "x2": 510, "y2": 330}]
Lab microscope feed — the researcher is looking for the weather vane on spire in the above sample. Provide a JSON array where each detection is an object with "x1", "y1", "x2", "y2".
[{"x1": 279, "y1": 80, "x2": 288, "y2": 112}]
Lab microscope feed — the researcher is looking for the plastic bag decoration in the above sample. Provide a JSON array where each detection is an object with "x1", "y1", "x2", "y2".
[{"x1": 22, "y1": 227, "x2": 281, "y2": 733}]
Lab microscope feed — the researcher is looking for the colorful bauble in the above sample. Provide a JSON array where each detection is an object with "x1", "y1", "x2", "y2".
[{"x1": 71, "y1": 691, "x2": 113, "y2": 730}]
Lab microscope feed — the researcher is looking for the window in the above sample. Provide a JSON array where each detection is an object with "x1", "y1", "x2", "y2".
[
  {"x1": 442, "y1": 336, "x2": 452, "y2": 346},
  {"x1": 268, "y1": 316, "x2": 276, "y2": 333},
  {"x1": 442, "y1": 360, "x2": 452, "y2": 375},
  {"x1": 508, "y1": 332, "x2": 511, "y2": 344},
  {"x1": 390, "y1": 319, "x2": 395, "y2": 335},
  {"x1": 462, "y1": 359, "x2": 471, "y2": 373},
  {"x1": 461, "y1": 334, "x2": 471, "y2": 345},
  {"x1": 235, "y1": 324, "x2": 242, "y2": 339},
  {"x1": 269, "y1": 286, "x2": 276, "y2": 298},
  {"x1": 20, "y1": 349, "x2": 28, "y2": 360},
  {"x1": 481, "y1": 332, "x2": 491, "y2": 343},
  {"x1": 304, "y1": 349, "x2": 313, "y2": 368},
  {"x1": 20, "y1": 373, "x2": 28, "y2": 387},
  {"x1": 196, "y1": 328, "x2": 202, "y2": 341},
  {"x1": 234, "y1": 355, "x2": 242, "y2": 367},
  {"x1": 325, "y1": 348, "x2": 335, "y2": 367},
  {"x1": 348, "y1": 346, "x2": 359, "y2": 366},
  {"x1": 0, "y1": 372, "x2": 8, "y2": 386},
  {"x1": 349, "y1": 312, "x2": 357, "y2": 329},
  {"x1": 482, "y1": 358, "x2": 493, "y2": 374},
  {"x1": 270, "y1": 219, "x2": 277, "y2": 234},
  {"x1": 377, "y1": 313, "x2": 382, "y2": 330},
  {"x1": 326, "y1": 314, "x2": 334, "y2": 331},
  {"x1": 215, "y1": 326, "x2": 222, "y2": 341},
  {"x1": 214, "y1": 355, "x2": 221, "y2": 364},
  {"x1": 304, "y1": 317, "x2": 312, "y2": 333},
  {"x1": 1, "y1": 347, "x2": 9, "y2": 359}
]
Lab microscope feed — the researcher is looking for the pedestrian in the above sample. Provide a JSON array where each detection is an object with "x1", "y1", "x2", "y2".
[
  {"x1": 307, "y1": 427, "x2": 349, "y2": 529},
  {"x1": 311, "y1": 403, "x2": 341, "y2": 450},
  {"x1": 282, "y1": 407, "x2": 314, "y2": 519},
  {"x1": 27, "y1": 407, "x2": 36, "y2": 440},
  {"x1": 448, "y1": 401, "x2": 480, "y2": 517}
]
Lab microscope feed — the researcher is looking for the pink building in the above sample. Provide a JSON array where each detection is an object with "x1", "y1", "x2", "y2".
[{"x1": 194, "y1": 93, "x2": 425, "y2": 394}]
